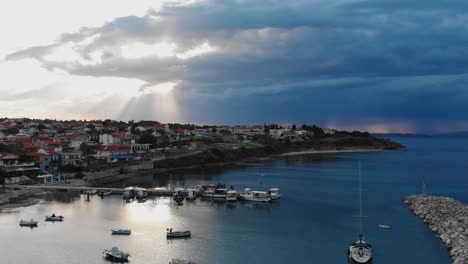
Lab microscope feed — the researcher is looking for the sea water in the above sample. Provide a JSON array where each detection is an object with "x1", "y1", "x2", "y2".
[{"x1": 1, "y1": 136, "x2": 466, "y2": 263}]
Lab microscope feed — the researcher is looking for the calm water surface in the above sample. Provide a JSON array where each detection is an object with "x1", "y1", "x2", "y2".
[{"x1": 1, "y1": 136, "x2": 467, "y2": 264}]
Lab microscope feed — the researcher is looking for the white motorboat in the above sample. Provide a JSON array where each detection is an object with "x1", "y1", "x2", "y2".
[
  {"x1": 45, "y1": 214, "x2": 64, "y2": 222},
  {"x1": 203, "y1": 188, "x2": 228, "y2": 199},
  {"x1": 378, "y1": 224, "x2": 390, "y2": 229},
  {"x1": 239, "y1": 188, "x2": 271, "y2": 202},
  {"x1": 186, "y1": 188, "x2": 197, "y2": 201},
  {"x1": 135, "y1": 188, "x2": 148, "y2": 201},
  {"x1": 268, "y1": 188, "x2": 281, "y2": 200},
  {"x1": 103, "y1": 247, "x2": 130, "y2": 262},
  {"x1": 19, "y1": 219, "x2": 38, "y2": 227},
  {"x1": 348, "y1": 161, "x2": 373, "y2": 264},
  {"x1": 226, "y1": 190, "x2": 237, "y2": 202},
  {"x1": 122, "y1": 187, "x2": 135, "y2": 200},
  {"x1": 111, "y1": 229, "x2": 131, "y2": 235}
]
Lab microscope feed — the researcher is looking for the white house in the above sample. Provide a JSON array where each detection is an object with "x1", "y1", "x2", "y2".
[{"x1": 99, "y1": 134, "x2": 114, "y2": 146}]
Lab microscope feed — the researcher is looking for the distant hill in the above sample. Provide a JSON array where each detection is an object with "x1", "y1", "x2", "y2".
[
  {"x1": 372, "y1": 133, "x2": 430, "y2": 138},
  {"x1": 432, "y1": 131, "x2": 468, "y2": 137}
]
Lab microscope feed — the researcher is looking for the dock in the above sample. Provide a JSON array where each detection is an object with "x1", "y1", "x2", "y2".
[{"x1": 6, "y1": 185, "x2": 175, "y2": 196}]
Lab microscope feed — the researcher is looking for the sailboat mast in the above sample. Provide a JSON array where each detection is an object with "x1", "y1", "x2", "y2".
[{"x1": 358, "y1": 161, "x2": 363, "y2": 237}]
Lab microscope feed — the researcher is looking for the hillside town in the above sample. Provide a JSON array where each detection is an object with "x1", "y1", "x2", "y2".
[{"x1": 0, "y1": 118, "x2": 340, "y2": 186}]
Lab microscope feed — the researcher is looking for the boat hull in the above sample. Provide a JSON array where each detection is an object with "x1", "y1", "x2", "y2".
[{"x1": 167, "y1": 231, "x2": 191, "y2": 239}]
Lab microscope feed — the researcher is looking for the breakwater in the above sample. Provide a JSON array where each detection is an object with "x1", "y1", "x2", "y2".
[{"x1": 404, "y1": 195, "x2": 468, "y2": 264}]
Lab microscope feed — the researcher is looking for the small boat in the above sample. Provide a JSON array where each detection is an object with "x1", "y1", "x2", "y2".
[
  {"x1": 19, "y1": 219, "x2": 38, "y2": 227},
  {"x1": 45, "y1": 214, "x2": 64, "y2": 222},
  {"x1": 239, "y1": 188, "x2": 271, "y2": 202},
  {"x1": 173, "y1": 189, "x2": 185, "y2": 205},
  {"x1": 170, "y1": 259, "x2": 198, "y2": 264},
  {"x1": 111, "y1": 229, "x2": 131, "y2": 235},
  {"x1": 226, "y1": 190, "x2": 237, "y2": 202},
  {"x1": 122, "y1": 187, "x2": 135, "y2": 200},
  {"x1": 88, "y1": 190, "x2": 98, "y2": 195},
  {"x1": 378, "y1": 224, "x2": 390, "y2": 229},
  {"x1": 135, "y1": 188, "x2": 148, "y2": 201},
  {"x1": 167, "y1": 228, "x2": 191, "y2": 239},
  {"x1": 267, "y1": 188, "x2": 281, "y2": 200},
  {"x1": 103, "y1": 247, "x2": 130, "y2": 262},
  {"x1": 185, "y1": 189, "x2": 197, "y2": 201}
]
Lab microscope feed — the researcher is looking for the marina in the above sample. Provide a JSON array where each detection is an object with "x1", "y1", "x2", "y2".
[{"x1": 0, "y1": 137, "x2": 464, "y2": 264}]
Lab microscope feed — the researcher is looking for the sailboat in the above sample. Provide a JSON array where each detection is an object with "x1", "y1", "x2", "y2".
[{"x1": 348, "y1": 161, "x2": 373, "y2": 264}]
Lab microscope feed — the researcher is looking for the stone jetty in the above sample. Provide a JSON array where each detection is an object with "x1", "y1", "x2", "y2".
[{"x1": 404, "y1": 195, "x2": 468, "y2": 264}]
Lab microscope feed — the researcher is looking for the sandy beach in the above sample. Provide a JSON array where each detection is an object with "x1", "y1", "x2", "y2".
[{"x1": 278, "y1": 148, "x2": 382, "y2": 157}]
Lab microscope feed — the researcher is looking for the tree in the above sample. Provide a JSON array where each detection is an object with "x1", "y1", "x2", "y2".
[{"x1": 292, "y1": 124, "x2": 297, "y2": 130}]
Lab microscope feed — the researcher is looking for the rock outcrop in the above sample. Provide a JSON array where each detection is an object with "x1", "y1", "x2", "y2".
[{"x1": 404, "y1": 195, "x2": 468, "y2": 264}]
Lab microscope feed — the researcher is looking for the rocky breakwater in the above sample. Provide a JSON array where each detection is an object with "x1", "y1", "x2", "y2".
[{"x1": 404, "y1": 195, "x2": 468, "y2": 264}]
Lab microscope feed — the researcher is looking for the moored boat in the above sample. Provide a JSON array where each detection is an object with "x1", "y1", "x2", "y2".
[
  {"x1": 45, "y1": 214, "x2": 64, "y2": 222},
  {"x1": 122, "y1": 187, "x2": 135, "y2": 200},
  {"x1": 239, "y1": 188, "x2": 271, "y2": 202},
  {"x1": 111, "y1": 229, "x2": 131, "y2": 235},
  {"x1": 203, "y1": 188, "x2": 228, "y2": 199},
  {"x1": 135, "y1": 188, "x2": 148, "y2": 202},
  {"x1": 267, "y1": 188, "x2": 281, "y2": 200},
  {"x1": 167, "y1": 228, "x2": 191, "y2": 239},
  {"x1": 348, "y1": 161, "x2": 373, "y2": 264},
  {"x1": 186, "y1": 188, "x2": 197, "y2": 201},
  {"x1": 19, "y1": 219, "x2": 38, "y2": 227},
  {"x1": 103, "y1": 247, "x2": 130, "y2": 262},
  {"x1": 226, "y1": 190, "x2": 237, "y2": 202}
]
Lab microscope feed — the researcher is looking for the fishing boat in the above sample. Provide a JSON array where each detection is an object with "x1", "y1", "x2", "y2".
[
  {"x1": 103, "y1": 247, "x2": 130, "y2": 262},
  {"x1": 378, "y1": 224, "x2": 390, "y2": 229},
  {"x1": 19, "y1": 219, "x2": 38, "y2": 227},
  {"x1": 348, "y1": 161, "x2": 373, "y2": 264},
  {"x1": 122, "y1": 187, "x2": 135, "y2": 200},
  {"x1": 111, "y1": 229, "x2": 131, "y2": 235},
  {"x1": 135, "y1": 188, "x2": 148, "y2": 202},
  {"x1": 238, "y1": 188, "x2": 271, "y2": 202},
  {"x1": 173, "y1": 189, "x2": 185, "y2": 205},
  {"x1": 267, "y1": 188, "x2": 281, "y2": 200},
  {"x1": 167, "y1": 228, "x2": 191, "y2": 239},
  {"x1": 45, "y1": 214, "x2": 64, "y2": 222},
  {"x1": 226, "y1": 190, "x2": 237, "y2": 202}
]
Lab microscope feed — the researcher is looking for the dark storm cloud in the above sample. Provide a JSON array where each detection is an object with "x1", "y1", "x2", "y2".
[{"x1": 5, "y1": 0, "x2": 468, "y2": 132}]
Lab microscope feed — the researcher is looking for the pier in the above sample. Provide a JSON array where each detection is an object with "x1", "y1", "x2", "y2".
[{"x1": 6, "y1": 185, "x2": 175, "y2": 196}]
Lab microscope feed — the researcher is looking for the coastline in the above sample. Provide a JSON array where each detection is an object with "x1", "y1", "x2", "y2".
[
  {"x1": 0, "y1": 188, "x2": 45, "y2": 211},
  {"x1": 277, "y1": 148, "x2": 383, "y2": 157}
]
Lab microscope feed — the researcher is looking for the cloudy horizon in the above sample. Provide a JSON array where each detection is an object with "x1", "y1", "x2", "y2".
[{"x1": 1, "y1": 0, "x2": 468, "y2": 133}]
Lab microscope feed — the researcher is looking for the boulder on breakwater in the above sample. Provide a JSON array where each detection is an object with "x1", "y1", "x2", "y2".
[{"x1": 404, "y1": 195, "x2": 468, "y2": 264}]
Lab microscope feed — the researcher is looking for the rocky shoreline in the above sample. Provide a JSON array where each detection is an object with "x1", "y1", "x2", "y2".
[{"x1": 404, "y1": 195, "x2": 468, "y2": 264}]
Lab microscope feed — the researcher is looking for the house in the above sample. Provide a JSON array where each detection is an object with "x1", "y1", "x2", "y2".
[
  {"x1": 0, "y1": 152, "x2": 38, "y2": 184},
  {"x1": 131, "y1": 144, "x2": 151, "y2": 153},
  {"x1": 188, "y1": 141, "x2": 206, "y2": 150},
  {"x1": 0, "y1": 152, "x2": 20, "y2": 167},
  {"x1": 99, "y1": 134, "x2": 114, "y2": 146},
  {"x1": 96, "y1": 145, "x2": 132, "y2": 162},
  {"x1": 61, "y1": 151, "x2": 82, "y2": 166},
  {"x1": 18, "y1": 128, "x2": 37, "y2": 137},
  {"x1": 26, "y1": 149, "x2": 60, "y2": 172}
]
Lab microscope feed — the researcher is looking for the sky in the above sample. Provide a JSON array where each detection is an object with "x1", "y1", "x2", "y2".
[{"x1": 1, "y1": 0, "x2": 468, "y2": 133}]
